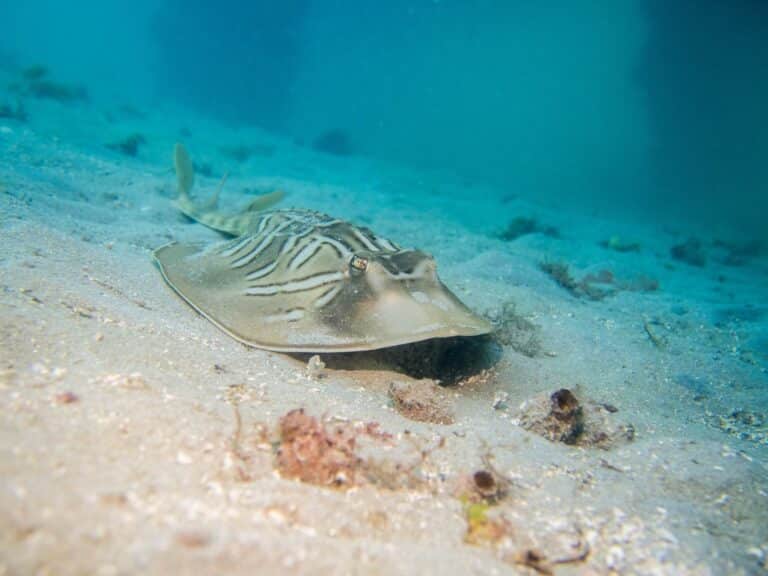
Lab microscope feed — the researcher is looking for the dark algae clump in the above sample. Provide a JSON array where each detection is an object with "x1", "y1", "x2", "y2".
[
  {"x1": 497, "y1": 216, "x2": 559, "y2": 241},
  {"x1": 486, "y1": 301, "x2": 543, "y2": 358},
  {"x1": 107, "y1": 133, "x2": 147, "y2": 157},
  {"x1": 13, "y1": 65, "x2": 88, "y2": 103},
  {"x1": 540, "y1": 261, "x2": 658, "y2": 301},
  {"x1": 0, "y1": 100, "x2": 27, "y2": 122},
  {"x1": 312, "y1": 129, "x2": 353, "y2": 156},
  {"x1": 670, "y1": 238, "x2": 707, "y2": 267}
]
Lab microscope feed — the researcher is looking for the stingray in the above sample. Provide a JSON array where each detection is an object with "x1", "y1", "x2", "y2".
[{"x1": 153, "y1": 144, "x2": 492, "y2": 352}]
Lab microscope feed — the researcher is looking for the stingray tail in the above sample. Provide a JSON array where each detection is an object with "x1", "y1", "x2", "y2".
[{"x1": 172, "y1": 143, "x2": 284, "y2": 236}]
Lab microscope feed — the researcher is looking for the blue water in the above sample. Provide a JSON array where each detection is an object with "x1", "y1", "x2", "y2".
[{"x1": 2, "y1": 1, "x2": 767, "y2": 236}]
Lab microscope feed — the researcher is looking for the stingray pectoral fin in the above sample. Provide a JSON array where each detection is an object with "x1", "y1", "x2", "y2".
[
  {"x1": 153, "y1": 241, "x2": 369, "y2": 352},
  {"x1": 153, "y1": 241, "x2": 271, "y2": 345}
]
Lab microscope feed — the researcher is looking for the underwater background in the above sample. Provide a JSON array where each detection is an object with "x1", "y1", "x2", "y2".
[
  {"x1": 1, "y1": 1, "x2": 768, "y2": 574},
  {"x1": 2, "y1": 0, "x2": 767, "y2": 237}
]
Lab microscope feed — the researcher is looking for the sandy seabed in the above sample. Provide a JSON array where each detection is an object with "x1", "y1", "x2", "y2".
[{"x1": 1, "y1": 94, "x2": 767, "y2": 575}]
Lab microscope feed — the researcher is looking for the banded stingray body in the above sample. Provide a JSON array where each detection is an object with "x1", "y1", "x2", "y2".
[{"x1": 153, "y1": 145, "x2": 492, "y2": 352}]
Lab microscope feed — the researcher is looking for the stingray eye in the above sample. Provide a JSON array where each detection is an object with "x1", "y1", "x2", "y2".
[{"x1": 349, "y1": 254, "x2": 369, "y2": 274}]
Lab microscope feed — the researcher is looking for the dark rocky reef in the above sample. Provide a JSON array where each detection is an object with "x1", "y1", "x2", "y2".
[{"x1": 312, "y1": 129, "x2": 353, "y2": 156}]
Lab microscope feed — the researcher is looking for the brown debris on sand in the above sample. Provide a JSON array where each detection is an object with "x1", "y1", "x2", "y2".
[
  {"x1": 506, "y1": 542, "x2": 591, "y2": 576},
  {"x1": 274, "y1": 409, "x2": 409, "y2": 489},
  {"x1": 540, "y1": 261, "x2": 658, "y2": 301},
  {"x1": 456, "y1": 456, "x2": 590, "y2": 574},
  {"x1": 518, "y1": 388, "x2": 634, "y2": 448},
  {"x1": 539, "y1": 262, "x2": 616, "y2": 301},
  {"x1": 670, "y1": 238, "x2": 707, "y2": 267},
  {"x1": 54, "y1": 391, "x2": 79, "y2": 404},
  {"x1": 272, "y1": 409, "x2": 447, "y2": 491},
  {"x1": 388, "y1": 379, "x2": 455, "y2": 424},
  {"x1": 459, "y1": 465, "x2": 510, "y2": 506},
  {"x1": 276, "y1": 408, "x2": 361, "y2": 488}
]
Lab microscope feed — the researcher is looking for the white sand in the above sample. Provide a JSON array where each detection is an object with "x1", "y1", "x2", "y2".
[{"x1": 1, "y1": 94, "x2": 767, "y2": 575}]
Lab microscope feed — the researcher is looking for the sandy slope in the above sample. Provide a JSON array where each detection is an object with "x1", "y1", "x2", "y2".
[{"x1": 1, "y1": 100, "x2": 767, "y2": 575}]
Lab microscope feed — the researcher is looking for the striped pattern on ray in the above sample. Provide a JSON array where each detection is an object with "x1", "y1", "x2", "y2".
[{"x1": 153, "y1": 144, "x2": 492, "y2": 353}]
